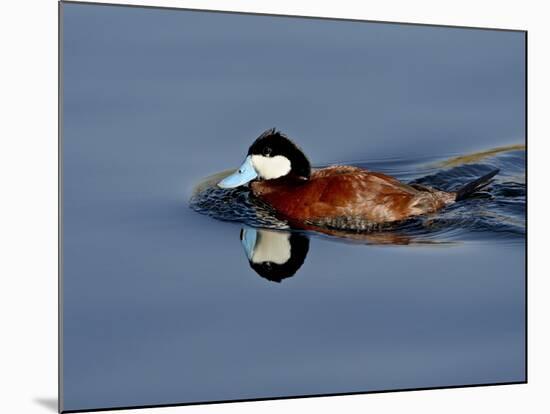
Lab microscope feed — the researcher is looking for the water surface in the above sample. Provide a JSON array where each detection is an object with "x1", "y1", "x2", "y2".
[{"x1": 62, "y1": 3, "x2": 525, "y2": 412}]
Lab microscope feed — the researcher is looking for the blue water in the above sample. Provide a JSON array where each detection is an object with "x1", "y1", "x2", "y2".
[{"x1": 62, "y1": 3, "x2": 525, "y2": 412}]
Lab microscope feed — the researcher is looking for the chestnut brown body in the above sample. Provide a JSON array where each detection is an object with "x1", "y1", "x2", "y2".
[{"x1": 251, "y1": 166, "x2": 455, "y2": 227}]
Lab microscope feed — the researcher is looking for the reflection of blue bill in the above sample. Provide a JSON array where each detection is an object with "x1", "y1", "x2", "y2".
[{"x1": 240, "y1": 228, "x2": 257, "y2": 261}]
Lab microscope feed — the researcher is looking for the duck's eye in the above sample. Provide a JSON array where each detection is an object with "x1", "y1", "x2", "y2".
[{"x1": 263, "y1": 147, "x2": 272, "y2": 157}]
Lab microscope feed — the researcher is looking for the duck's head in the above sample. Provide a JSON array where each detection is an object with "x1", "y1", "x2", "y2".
[
  {"x1": 240, "y1": 227, "x2": 310, "y2": 282},
  {"x1": 217, "y1": 129, "x2": 311, "y2": 189}
]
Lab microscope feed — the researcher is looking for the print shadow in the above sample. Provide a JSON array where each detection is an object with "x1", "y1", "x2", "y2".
[{"x1": 33, "y1": 397, "x2": 57, "y2": 412}]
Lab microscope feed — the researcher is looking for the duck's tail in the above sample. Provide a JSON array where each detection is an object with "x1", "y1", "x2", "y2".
[{"x1": 454, "y1": 169, "x2": 499, "y2": 201}]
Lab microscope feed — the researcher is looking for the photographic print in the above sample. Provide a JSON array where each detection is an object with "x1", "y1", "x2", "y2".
[{"x1": 60, "y1": 2, "x2": 526, "y2": 412}]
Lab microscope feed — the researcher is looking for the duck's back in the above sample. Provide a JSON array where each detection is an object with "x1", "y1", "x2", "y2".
[{"x1": 251, "y1": 166, "x2": 453, "y2": 228}]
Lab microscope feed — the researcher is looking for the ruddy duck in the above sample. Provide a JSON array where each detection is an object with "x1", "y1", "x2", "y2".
[{"x1": 218, "y1": 129, "x2": 498, "y2": 230}]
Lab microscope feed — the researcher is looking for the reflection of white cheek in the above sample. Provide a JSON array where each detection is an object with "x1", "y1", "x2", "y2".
[
  {"x1": 251, "y1": 231, "x2": 291, "y2": 265},
  {"x1": 251, "y1": 155, "x2": 291, "y2": 179}
]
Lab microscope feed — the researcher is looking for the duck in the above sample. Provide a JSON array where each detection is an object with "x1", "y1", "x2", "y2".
[{"x1": 218, "y1": 129, "x2": 499, "y2": 230}]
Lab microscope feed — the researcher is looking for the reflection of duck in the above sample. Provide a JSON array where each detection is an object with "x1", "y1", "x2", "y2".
[
  {"x1": 218, "y1": 129, "x2": 499, "y2": 230},
  {"x1": 239, "y1": 226, "x2": 446, "y2": 282},
  {"x1": 239, "y1": 223, "x2": 464, "y2": 282},
  {"x1": 240, "y1": 228, "x2": 309, "y2": 282}
]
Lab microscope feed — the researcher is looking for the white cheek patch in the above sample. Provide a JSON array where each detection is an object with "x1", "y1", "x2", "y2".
[
  {"x1": 251, "y1": 155, "x2": 291, "y2": 180},
  {"x1": 251, "y1": 231, "x2": 291, "y2": 265}
]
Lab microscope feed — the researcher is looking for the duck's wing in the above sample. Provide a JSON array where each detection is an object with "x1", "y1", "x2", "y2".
[
  {"x1": 308, "y1": 169, "x2": 455, "y2": 225},
  {"x1": 306, "y1": 171, "x2": 420, "y2": 224}
]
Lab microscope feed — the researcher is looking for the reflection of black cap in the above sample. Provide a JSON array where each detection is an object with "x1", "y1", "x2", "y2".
[{"x1": 240, "y1": 229, "x2": 310, "y2": 283}]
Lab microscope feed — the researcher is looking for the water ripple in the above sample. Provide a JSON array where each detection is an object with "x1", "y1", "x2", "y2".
[{"x1": 190, "y1": 146, "x2": 525, "y2": 245}]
